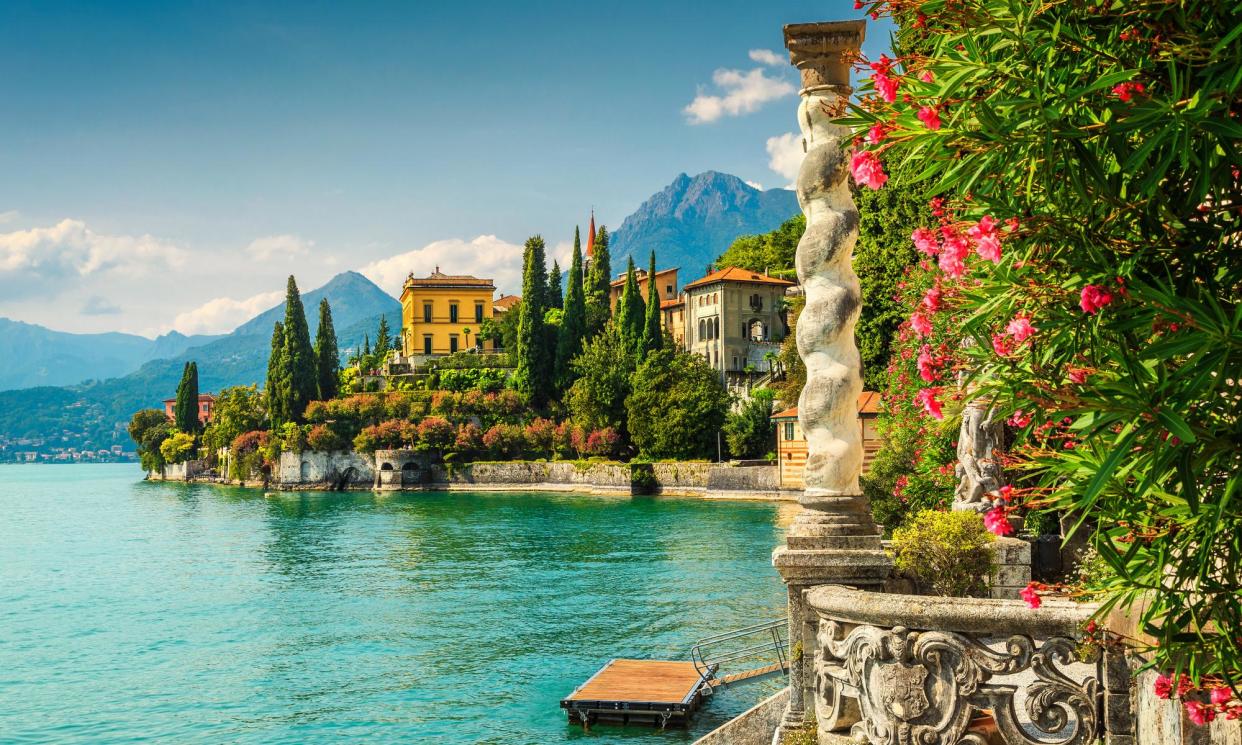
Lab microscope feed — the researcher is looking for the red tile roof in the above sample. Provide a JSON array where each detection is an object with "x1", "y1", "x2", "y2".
[
  {"x1": 493, "y1": 294, "x2": 521, "y2": 311},
  {"x1": 683, "y1": 266, "x2": 795, "y2": 291},
  {"x1": 771, "y1": 392, "x2": 881, "y2": 420},
  {"x1": 660, "y1": 297, "x2": 684, "y2": 309}
]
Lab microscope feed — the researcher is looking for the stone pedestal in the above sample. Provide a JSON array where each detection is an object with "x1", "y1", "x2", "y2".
[{"x1": 772, "y1": 19, "x2": 892, "y2": 730}]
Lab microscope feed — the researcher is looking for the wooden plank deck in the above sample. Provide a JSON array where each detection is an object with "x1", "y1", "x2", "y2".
[
  {"x1": 561, "y1": 659, "x2": 712, "y2": 727},
  {"x1": 711, "y1": 660, "x2": 788, "y2": 687}
]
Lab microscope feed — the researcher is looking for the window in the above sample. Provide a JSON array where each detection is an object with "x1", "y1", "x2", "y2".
[
  {"x1": 665, "y1": 284, "x2": 673, "y2": 298},
  {"x1": 784, "y1": 422, "x2": 795, "y2": 440},
  {"x1": 449, "y1": 303, "x2": 459, "y2": 323},
  {"x1": 423, "y1": 303, "x2": 433, "y2": 323},
  {"x1": 698, "y1": 319, "x2": 706, "y2": 342},
  {"x1": 742, "y1": 322, "x2": 748, "y2": 338},
  {"x1": 449, "y1": 335, "x2": 459, "y2": 353},
  {"x1": 732, "y1": 356, "x2": 738, "y2": 370},
  {"x1": 423, "y1": 336, "x2": 433, "y2": 355},
  {"x1": 474, "y1": 302, "x2": 484, "y2": 323},
  {"x1": 713, "y1": 317, "x2": 720, "y2": 339}
]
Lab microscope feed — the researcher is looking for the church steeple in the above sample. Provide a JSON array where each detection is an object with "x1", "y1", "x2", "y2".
[{"x1": 586, "y1": 209, "x2": 596, "y2": 259}]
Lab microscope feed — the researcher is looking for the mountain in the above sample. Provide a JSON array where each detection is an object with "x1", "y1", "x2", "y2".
[
  {"x1": 0, "y1": 271, "x2": 400, "y2": 454},
  {"x1": 609, "y1": 171, "x2": 799, "y2": 279},
  {"x1": 0, "y1": 319, "x2": 221, "y2": 391}
]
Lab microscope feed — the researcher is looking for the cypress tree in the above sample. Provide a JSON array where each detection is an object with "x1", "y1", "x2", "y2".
[
  {"x1": 584, "y1": 225, "x2": 612, "y2": 336},
  {"x1": 173, "y1": 361, "x2": 201, "y2": 434},
  {"x1": 362, "y1": 334, "x2": 371, "y2": 357},
  {"x1": 280, "y1": 276, "x2": 317, "y2": 423},
  {"x1": 616, "y1": 257, "x2": 645, "y2": 356},
  {"x1": 514, "y1": 235, "x2": 551, "y2": 406},
  {"x1": 555, "y1": 227, "x2": 587, "y2": 390},
  {"x1": 640, "y1": 250, "x2": 664, "y2": 358},
  {"x1": 266, "y1": 321, "x2": 287, "y2": 427},
  {"x1": 314, "y1": 298, "x2": 340, "y2": 401},
  {"x1": 374, "y1": 316, "x2": 391, "y2": 359},
  {"x1": 548, "y1": 260, "x2": 563, "y2": 309}
]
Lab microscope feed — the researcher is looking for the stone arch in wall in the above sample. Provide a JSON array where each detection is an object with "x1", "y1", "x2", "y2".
[{"x1": 300, "y1": 460, "x2": 312, "y2": 480}]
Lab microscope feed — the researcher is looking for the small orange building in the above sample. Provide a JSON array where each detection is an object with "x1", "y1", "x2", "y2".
[
  {"x1": 163, "y1": 393, "x2": 216, "y2": 425},
  {"x1": 772, "y1": 391, "x2": 881, "y2": 490},
  {"x1": 609, "y1": 267, "x2": 680, "y2": 310}
]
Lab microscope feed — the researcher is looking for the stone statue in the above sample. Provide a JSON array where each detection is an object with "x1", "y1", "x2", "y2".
[{"x1": 953, "y1": 400, "x2": 1005, "y2": 512}]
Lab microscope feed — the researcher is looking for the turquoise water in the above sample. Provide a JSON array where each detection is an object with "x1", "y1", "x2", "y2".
[{"x1": 0, "y1": 464, "x2": 791, "y2": 744}]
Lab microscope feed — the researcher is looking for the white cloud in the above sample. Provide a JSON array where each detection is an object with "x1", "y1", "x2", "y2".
[
  {"x1": 359, "y1": 235, "x2": 530, "y2": 298},
  {"x1": 248, "y1": 234, "x2": 312, "y2": 260},
  {"x1": 745, "y1": 179, "x2": 765, "y2": 191},
  {"x1": 80, "y1": 295, "x2": 122, "y2": 316},
  {"x1": 748, "y1": 49, "x2": 784, "y2": 67},
  {"x1": 684, "y1": 67, "x2": 795, "y2": 124},
  {"x1": 0, "y1": 219, "x2": 186, "y2": 297},
  {"x1": 170, "y1": 290, "x2": 283, "y2": 336},
  {"x1": 0, "y1": 210, "x2": 19, "y2": 225},
  {"x1": 766, "y1": 132, "x2": 805, "y2": 184}
]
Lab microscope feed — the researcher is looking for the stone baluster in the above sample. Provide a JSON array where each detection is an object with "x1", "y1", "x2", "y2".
[{"x1": 772, "y1": 20, "x2": 893, "y2": 731}]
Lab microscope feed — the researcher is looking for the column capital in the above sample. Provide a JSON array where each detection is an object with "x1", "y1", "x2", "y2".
[{"x1": 783, "y1": 20, "x2": 866, "y2": 90}]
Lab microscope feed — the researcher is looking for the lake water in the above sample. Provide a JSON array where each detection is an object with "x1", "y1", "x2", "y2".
[{"x1": 0, "y1": 464, "x2": 792, "y2": 744}]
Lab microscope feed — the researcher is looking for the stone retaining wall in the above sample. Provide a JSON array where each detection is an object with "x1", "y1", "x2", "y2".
[
  {"x1": 693, "y1": 687, "x2": 789, "y2": 745},
  {"x1": 431, "y1": 461, "x2": 636, "y2": 495},
  {"x1": 276, "y1": 451, "x2": 375, "y2": 489}
]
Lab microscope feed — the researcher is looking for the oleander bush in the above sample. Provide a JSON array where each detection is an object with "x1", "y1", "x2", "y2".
[{"x1": 851, "y1": 0, "x2": 1241, "y2": 694}]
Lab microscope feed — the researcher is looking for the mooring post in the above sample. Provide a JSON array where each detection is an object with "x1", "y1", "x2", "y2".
[{"x1": 771, "y1": 19, "x2": 893, "y2": 731}]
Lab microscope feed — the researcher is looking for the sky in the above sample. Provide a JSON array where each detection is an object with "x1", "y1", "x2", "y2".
[{"x1": 0, "y1": 1, "x2": 894, "y2": 338}]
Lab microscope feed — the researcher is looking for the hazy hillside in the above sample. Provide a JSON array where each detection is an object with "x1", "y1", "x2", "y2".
[
  {"x1": 0, "y1": 271, "x2": 400, "y2": 452},
  {"x1": 0, "y1": 319, "x2": 220, "y2": 391}
]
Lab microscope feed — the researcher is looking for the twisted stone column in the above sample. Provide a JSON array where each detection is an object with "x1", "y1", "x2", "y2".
[{"x1": 772, "y1": 20, "x2": 892, "y2": 730}]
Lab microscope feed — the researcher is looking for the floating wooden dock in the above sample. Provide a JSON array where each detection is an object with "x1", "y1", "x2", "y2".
[{"x1": 560, "y1": 659, "x2": 714, "y2": 728}]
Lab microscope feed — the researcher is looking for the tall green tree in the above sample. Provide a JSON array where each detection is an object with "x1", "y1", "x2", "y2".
[
  {"x1": 616, "y1": 257, "x2": 645, "y2": 356},
  {"x1": 266, "y1": 321, "x2": 287, "y2": 427},
  {"x1": 201, "y1": 385, "x2": 266, "y2": 454},
  {"x1": 314, "y1": 298, "x2": 340, "y2": 401},
  {"x1": 555, "y1": 227, "x2": 588, "y2": 390},
  {"x1": 514, "y1": 235, "x2": 552, "y2": 406},
  {"x1": 374, "y1": 315, "x2": 391, "y2": 359},
  {"x1": 724, "y1": 387, "x2": 776, "y2": 459},
  {"x1": 173, "y1": 361, "x2": 201, "y2": 435},
  {"x1": 639, "y1": 250, "x2": 663, "y2": 359},
  {"x1": 584, "y1": 225, "x2": 612, "y2": 336},
  {"x1": 567, "y1": 324, "x2": 634, "y2": 434},
  {"x1": 627, "y1": 347, "x2": 730, "y2": 460},
  {"x1": 280, "y1": 275, "x2": 317, "y2": 423},
  {"x1": 548, "y1": 260, "x2": 563, "y2": 309},
  {"x1": 717, "y1": 214, "x2": 805, "y2": 276}
]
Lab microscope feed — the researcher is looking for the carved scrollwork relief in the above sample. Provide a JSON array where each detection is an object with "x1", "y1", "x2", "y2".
[{"x1": 815, "y1": 620, "x2": 1100, "y2": 745}]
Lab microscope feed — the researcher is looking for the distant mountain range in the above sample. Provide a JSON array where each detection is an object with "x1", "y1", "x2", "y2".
[
  {"x1": 610, "y1": 171, "x2": 799, "y2": 280},
  {"x1": 0, "y1": 320, "x2": 221, "y2": 391},
  {"x1": 0, "y1": 171, "x2": 800, "y2": 455},
  {"x1": 0, "y1": 271, "x2": 399, "y2": 452}
]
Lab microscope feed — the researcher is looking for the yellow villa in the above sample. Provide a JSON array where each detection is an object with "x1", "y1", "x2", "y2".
[{"x1": 400, "y1": 268, "x2": 497, "y2": 357}]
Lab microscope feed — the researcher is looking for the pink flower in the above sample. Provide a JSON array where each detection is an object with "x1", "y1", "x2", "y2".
[
  {"x1": 984, "y1": 506, "x2": 1014, "y2": 536},
  {"x1": 1019, "y1": 582, "x2": 1042, "y2": 609},
  {"x1": 1113, "y1": 81, "x2": 1146, "y2": 102},
  {"x1": 912, "y1": 227, "x2": 940, "y2": 256},
  {"x1": 866, "y1": 122, "x2": 889, "y2": 145},
  {"x1": 875, "y1": 74, "x2": 898, "y2": 102},
  {"x1": 919, "y1": 70, "x2": 934, "y2": 83},
  {"x1": 1080, "y1": 284, "x2": 1114, "y2": 314},
  {"x1": 1211, "y1": 687, "x2": 1235, "y2": 706},
  {"x1": 1154, "y1": 674, "x2": 1175, "y2": 700},
  {"x1": 922, "y1": 286, "x2": 942, "y2": 312},
  {"x1": 916, "y1": 105, "x2": 942, "y2": 130},
  {"x1": 851, "y1": 150, "x2": 888, "y2": 190},
  {"x1": 910, "y1": 311, "x2": 933, "y2": 337},
  {"x1": 916, "y1": 344, "x2": 940, "y2": 382},
  {"x1": 1068, "y1": 367, "x2": 1089, "y2": 384},
  {"x1": 938, "y1": 230, "x2": 970, "y2": 278},
  {"x1": 1006, "y1": 315, "x2": 1036, "y2": 342},
  {"x1": 916, "y1": 387, "x2": 944, "y2": 419},
  {"x1": 967, "y1": 216, "x2": 1002, "y2": 263},
  {"x1": 1186, "y1": 700, "x2": 1216, "y2": 726},
  {"x1": 991, "y1": 333, "x2": 1013, "y2": 356},
  {"x1": 998, "y1": 484, "x2": 1014, "y2": 501},
  {"x1": 1008, "y1": 410, "x2": 1032, "y2": 427}
]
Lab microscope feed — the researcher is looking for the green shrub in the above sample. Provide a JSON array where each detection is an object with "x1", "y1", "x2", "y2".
[{"x1": 892, "y1": 510, "x2": 995, "y2": 598}]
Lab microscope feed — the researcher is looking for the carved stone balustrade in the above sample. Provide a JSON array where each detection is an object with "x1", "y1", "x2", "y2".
[{"x1": 804, "y1": 586, "x2": 1132, "y2": 745}]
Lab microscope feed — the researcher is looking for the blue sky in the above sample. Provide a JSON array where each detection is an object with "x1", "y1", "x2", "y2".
[{"x1": 0, "y1": 1, "x2": 893, "y2": 336}]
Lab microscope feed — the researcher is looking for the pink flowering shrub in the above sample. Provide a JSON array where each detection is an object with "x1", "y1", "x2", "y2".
[{"x1": 849, "y1": 0, "x2": 1240, "y2": 687}]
